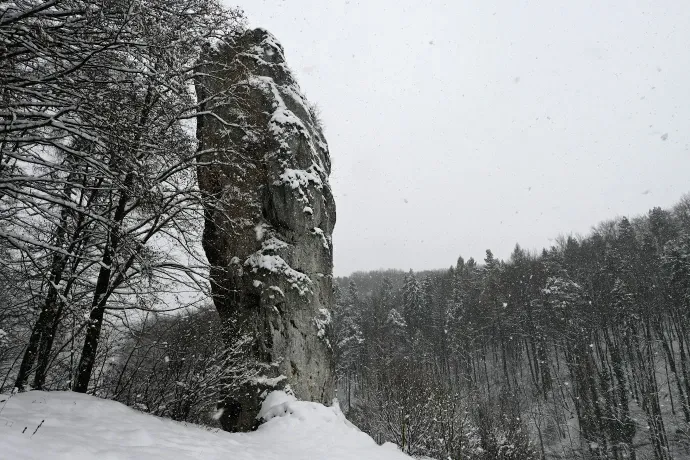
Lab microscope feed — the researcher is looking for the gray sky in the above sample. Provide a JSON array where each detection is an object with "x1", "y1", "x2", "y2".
[{"x1": 236, "y1": 0, "x2": 690, "y2": 276}]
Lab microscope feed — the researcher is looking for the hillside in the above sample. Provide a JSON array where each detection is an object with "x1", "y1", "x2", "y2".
[
  {"x1": 332, "y1": 201, "x2": 690, "y2": 459},
  {"x1": 0, "y1": 391, "x2": 409, "y2": 460}
]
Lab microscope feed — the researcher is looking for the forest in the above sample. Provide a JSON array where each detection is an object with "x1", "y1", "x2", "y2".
[
  {"x1": 334, "y1": 198, "x2": 690, "y2": 460},
  {"x1": 0, "y1": 0, "x2": 255, "y2": 414}
]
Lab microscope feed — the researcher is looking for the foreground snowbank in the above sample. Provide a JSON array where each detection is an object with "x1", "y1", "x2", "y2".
[{"x1": 0, "y1": 391, "x2": 409, "y2": 460}]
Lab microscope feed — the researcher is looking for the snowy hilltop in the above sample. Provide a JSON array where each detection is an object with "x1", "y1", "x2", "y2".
[{"x1": 0, "y1": 391, "x2": 410, "y2": 460}]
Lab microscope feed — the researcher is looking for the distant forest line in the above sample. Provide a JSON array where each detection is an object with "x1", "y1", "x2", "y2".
[{"x1": 333, "y1": 194, "x2": 690, "y2": 460}]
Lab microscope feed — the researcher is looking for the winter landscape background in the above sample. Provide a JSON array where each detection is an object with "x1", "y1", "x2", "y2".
[{"x1": 2, "y1": 0, "x2": 690, "y2": 459}]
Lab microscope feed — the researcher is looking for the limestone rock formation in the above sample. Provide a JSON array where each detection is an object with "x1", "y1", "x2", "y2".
[{"x1": 195, "y1": 28, "x2": 336, "y2": 431}]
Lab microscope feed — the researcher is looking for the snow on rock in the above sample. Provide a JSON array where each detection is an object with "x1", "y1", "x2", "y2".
[
  {"x1": 311, "y1": 226, "x2": 331, "y2": 249},
  {"x1": 0, "y1": 391, "x2": 410, "y2": 460},
  {"x1": 313, "y1": 308, "x2": 332, "y2": 348},
  {"x1": 278, "y1": 166, "x2": 324, "y2": 203},
  {"x1": 258, "y1": 389, "x2": 298, "y2": 420},
  {"x1": 245, "y1": 252, "x2": 312, "y2": 296},
  {"x1": 251, "y1": 375, "x2": 288, "y2": 389}
]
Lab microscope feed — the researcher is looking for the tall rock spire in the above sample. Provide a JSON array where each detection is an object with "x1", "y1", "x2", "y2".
[{"x1": 196, "y1": 28, "x2": 336, "y2": 431}]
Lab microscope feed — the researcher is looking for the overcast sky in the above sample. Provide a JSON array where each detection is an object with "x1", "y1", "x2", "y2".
[{"x1": 234, "y1": 0, "x2": 690, "y2": 276}]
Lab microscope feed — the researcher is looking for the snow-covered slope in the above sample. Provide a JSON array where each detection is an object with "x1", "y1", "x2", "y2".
[{"x1": 0, "y1": 391, "x2": 409, "y2": 460}]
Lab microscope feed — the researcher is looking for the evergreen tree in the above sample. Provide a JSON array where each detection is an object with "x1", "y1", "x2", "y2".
[{"x1": 401, "y1": 270, "x2": 422, "y2": 330}]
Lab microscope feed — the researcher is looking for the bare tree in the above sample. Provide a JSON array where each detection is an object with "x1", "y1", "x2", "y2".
[{"x1": 1, "y1": 0, "x2": 246, "y2": 393}]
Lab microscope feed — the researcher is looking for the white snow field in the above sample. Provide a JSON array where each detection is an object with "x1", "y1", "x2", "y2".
[{"x1": 0, "y1": 390, "x2": 409, "y2": 460}]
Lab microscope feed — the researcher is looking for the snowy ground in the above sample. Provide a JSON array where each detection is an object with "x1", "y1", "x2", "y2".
[{"x1": 0, "y1": 391, "x2": 410, "y2": 460}]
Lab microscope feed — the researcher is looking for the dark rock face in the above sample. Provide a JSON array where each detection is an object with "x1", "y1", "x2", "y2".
[{"x1": 196, "y1": 28, "x2": 335, "y2": 431}]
